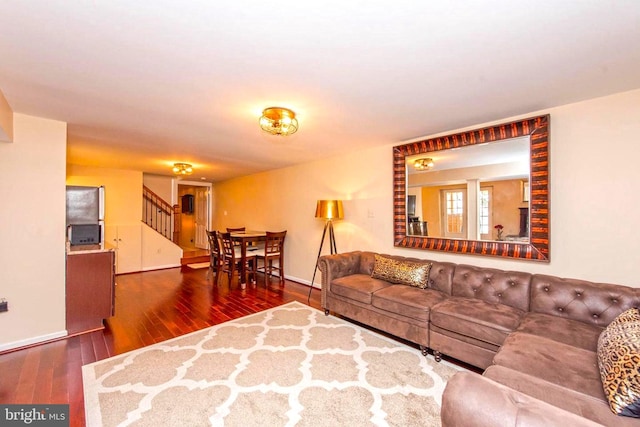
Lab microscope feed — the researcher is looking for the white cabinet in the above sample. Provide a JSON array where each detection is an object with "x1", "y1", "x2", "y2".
[{"x1": 105, "y1": 224, "x2": 142, "y2": 274}]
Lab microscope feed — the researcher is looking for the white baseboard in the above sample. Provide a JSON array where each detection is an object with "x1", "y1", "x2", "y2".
[
  {"x1": 283, "y1": 275, "x2": 322, "y2": 289},
  {"x1": 0, "y1": 330, "x2": 68, "y2": 352}
]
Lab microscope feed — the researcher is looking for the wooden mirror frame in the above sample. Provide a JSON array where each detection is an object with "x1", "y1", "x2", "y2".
[{"x1": 393, "y1": 114, "x2": 550, "y2": 261}]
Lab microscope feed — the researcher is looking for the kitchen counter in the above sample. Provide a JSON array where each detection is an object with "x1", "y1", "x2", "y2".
[
  {"x1": 66, "y1": 242, "x2": 115, "y2": 255},
  {"x1": 65, "y1": 243, "x2": 116, "y2": 335}
]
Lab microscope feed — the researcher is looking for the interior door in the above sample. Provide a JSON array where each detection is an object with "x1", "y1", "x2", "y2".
[
  {"x1": 194, "y1": 187, "x2": 209, "y2": 249},
  {"x1": 442, "y1": 189, "x2": 466, "y2": 239}
]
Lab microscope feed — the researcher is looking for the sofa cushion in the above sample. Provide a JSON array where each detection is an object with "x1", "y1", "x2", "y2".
[
  {"x1": 484, "y1": 365, "x2": 638, "y2": 426},
  {"x1": 371, "y1": 254, "x2": 431, "y2": 288},
  {"x1": 451, "y1": 264, "x2": 532, "y2": 312},
  {"x1": 430, "y1": 297, "x2": 524, "y2": 347},
  {"x1": 517, "y1": 312, "x2": 604, "y2": 351},
  {"x1": 371, "y1": 286, "x2": 447, "y2": 322},
  {"x1": 493, "y1": 332, "x2": 604, "y2": 399},
  {"x1": 331, "y1": 274, "x2": 393, "y2": 304},
  {"x1": 442, "y1": 372, "x2": 603, "y2": 427},
  {"x1": 597, "y1": 307, "x2": 640, "y2": 417}
]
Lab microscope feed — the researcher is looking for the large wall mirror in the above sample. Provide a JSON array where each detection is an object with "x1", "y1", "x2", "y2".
[{"x1": 393, "y1": 115, "x2": 549, "y2": 261}]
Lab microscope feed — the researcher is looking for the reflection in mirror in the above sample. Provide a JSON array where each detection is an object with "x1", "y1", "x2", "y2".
[
  {"x1": 406, "y1": 137, "x2": 530, "y2": 243},
  {"x1": 393, "y1": 115, "x2": 549, "y2": 262}
]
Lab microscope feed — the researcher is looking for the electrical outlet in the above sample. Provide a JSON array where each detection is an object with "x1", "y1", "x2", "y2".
[{"x1": 0, "y1": 299, "x2": 8, "y2": 312}]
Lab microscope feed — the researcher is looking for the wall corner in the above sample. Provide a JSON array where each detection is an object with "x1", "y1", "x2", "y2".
[{"x1": 0, "y1": 89, "x2": 14, "y2": 143}]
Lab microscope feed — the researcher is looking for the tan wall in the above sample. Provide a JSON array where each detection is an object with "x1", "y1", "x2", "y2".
[
  {"x1": 143, "y1": 174, "x2": 173, "y2": 204},
  {"x1": 213, "y1": 88, "x2": 640, "y2": 287},
  {"x1": 0, "y1": 114, "x2": 67, "y2": 350},
  {"x1": 66, "y1": 164, "x2": 142, "y2": 225}
]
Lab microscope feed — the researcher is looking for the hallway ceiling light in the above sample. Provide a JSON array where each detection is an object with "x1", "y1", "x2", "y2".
[
  {"x1": 414, "y1": 158, "x2": 434, "y2": 171},
  {"x1": 259, "y1": 107, "x2": 298, "y2": 136},
  {"x1": 173, "y1": 163, "x2": 193, "y2": 175}
]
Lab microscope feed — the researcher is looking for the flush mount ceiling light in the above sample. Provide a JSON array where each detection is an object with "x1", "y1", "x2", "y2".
[
  {"x1": 414, "y1": 158, "x2": 434, "y2": 171},
  {"x1": 259, "y1": 107, "x2": 298, "y2": 136},
  {"x1": 172, "y1": 162, "x2": 193, "y2": 175}
]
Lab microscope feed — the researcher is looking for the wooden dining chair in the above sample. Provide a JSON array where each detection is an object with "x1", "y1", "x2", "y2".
[
  {"x1": 206, "y1": 230, "x2": 223, "y2": 281},
  {"x1": 219, "y1": 231, "x2": 257, "y2": 287},
  {"x1": 255, "y1": 231, "x2": 287, "y2": 287}
]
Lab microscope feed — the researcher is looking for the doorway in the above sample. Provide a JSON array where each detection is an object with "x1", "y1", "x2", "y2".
[{"x1": 174, "y1": 180, "x2": 212, "y2": 250}]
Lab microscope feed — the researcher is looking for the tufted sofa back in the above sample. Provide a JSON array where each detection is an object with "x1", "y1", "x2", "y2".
[
  {"x1": 530, "y1": 275, "x2": 640, "y2": 327},
  {"x1": 348, "y1": 252, "x2": 640, "y2": 326},
  {"x1": 359, "y1": 251, "x2": 377, "y2": 275},
  {"x1": 426, "y1": 261, "x2": 456, "y2": 295},
  {"x1": 452, "y1": 264, "x2": 532, "y2": 312}
]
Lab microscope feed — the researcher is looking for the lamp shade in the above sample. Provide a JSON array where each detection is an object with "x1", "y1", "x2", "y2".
[{"x1": 315, "y1": 200, "x2": 344, "y2": 220}]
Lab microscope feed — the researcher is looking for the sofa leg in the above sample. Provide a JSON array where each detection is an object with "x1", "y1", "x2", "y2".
[
  {"x1": 420, "y1": 346, "x2": 428, "y2": 357},
  {"x1": 324, "y1": 309, "x2": 329, "y2": 316},
  {"x1": 434, "y1": 350, "x2": 442, "y2": 362}
]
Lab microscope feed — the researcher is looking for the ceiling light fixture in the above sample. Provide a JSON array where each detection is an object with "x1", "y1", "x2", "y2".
[
  {"x1": 172, "y1": 162, "x2": 193, "y2": 175},
  {"x1": 259, "y1": 107, "x2": 298, "y2": 136},
  {"x1": 414, "y1": 158, "x2": 434, "y2": 170}
]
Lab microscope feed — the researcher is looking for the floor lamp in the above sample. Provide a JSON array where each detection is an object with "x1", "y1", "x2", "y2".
[{"x1": 308, "y1": 200, "x2": 344, "y2": 302}]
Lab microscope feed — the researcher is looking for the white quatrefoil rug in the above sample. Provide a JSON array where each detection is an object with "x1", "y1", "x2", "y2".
[{"x1": 83, "y1": 301, "x2": 464, "y2": 426}]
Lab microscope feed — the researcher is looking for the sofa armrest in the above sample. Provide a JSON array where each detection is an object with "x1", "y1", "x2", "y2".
[
  {"x1": 318, "y1": 251, "x2": 362, "y2": 304},
  {"x1": 441, "y1": 372, "x2": 602, "y2": 427}
]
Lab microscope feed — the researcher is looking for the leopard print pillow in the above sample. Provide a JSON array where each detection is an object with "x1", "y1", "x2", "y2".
[
  {"x1": 597, "y1": 307, "x2": 640, "y2": 417},
  {"x1": 371, "y1": 254, "x2": 431, "y2": 289}
]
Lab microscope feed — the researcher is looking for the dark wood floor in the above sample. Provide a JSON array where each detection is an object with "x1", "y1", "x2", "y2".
[{"x1": 0, "y1": 266, "x2": 322, "y2": 427}]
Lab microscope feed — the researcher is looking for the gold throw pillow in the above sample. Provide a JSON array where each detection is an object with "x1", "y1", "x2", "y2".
[{"x1": 371, "y1": 254, "x2": 431, "y2": 289}]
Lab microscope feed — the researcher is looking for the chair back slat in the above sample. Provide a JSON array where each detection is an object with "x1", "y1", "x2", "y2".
[
  {"x1": 207, "y1": 230, "x2": 222, "y2": 256},
  {"x1": 220, "y1": 232, "x2": 237, "y2": 262},
  {"x1": 265, "y1": 231, "x2": 287, "y2": 255}
]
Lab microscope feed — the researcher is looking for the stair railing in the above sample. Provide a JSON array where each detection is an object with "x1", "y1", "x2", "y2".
[{"x1": 142, "y1": 185, "x2": 180, "y2": 244}]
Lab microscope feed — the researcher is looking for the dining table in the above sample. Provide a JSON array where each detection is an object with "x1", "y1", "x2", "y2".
[{"x1": 230, "y1": 230, "x2": 266, "y2": 285}]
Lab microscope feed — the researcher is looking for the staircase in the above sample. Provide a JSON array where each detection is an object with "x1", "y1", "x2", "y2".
[
  {"x1": 143, "y1": 185, "x2": 181, "y2": 243},
  {"x1": 180, "y1": 248, "x2": 210, "y2": 265},
  {"x1": 142, "y1": 185, "x2": 210, "y2": 266}
]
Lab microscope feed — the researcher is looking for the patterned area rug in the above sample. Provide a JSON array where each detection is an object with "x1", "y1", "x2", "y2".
[{"x1": 83, "y1": 301, "x2": 464, "y2": 426}]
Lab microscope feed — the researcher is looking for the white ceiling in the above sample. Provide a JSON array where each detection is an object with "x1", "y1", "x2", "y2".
[{"x1": 1, "y1": 1, "x2": 639, "y2": 182}]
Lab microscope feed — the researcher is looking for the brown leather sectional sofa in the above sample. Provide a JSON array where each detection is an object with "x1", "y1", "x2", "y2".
[{"x1": 318, "y1": 251, "x2": 640, "y2": 426}]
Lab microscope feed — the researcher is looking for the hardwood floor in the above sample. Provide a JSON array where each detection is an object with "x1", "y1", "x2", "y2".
[{"x1": 0, "y1": 266, "x2": 322, "y2": 427}]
